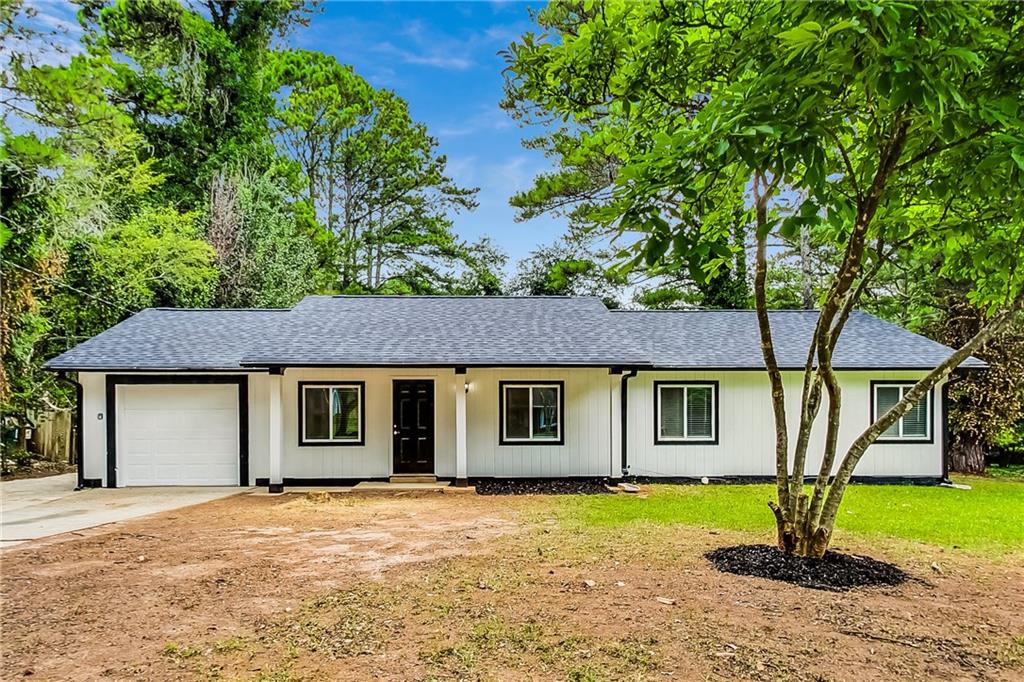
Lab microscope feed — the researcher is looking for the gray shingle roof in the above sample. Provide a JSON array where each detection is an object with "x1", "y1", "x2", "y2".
[
  {"x1": 43, "y1": 296, "x2": 983, "y2": 371},
  {"x1": 240, "y1": 296, "x2": 651, "y2": 367},
  {"x1": 613, "y1": 309, "x2": 985, "y2": 370},
  {"x1": 44, "y1": 308, "x2": 289, "y2": 371}
]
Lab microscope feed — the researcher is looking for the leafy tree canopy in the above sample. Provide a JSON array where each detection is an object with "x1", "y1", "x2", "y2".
[{"x1": 505, "y1": 0, "x2": 1024, "y2": 557}]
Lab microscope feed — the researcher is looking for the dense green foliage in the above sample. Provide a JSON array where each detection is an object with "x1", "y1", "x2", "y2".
[
  {"x1": 0, "y1": 0, "x2": 502, "y2": 458},
  {"x1": 505, "y1": 0, "x2": 1024, "y2": 555},
  {"x1": 509, "y1": 234, "x2": 624, "y2": 307}
]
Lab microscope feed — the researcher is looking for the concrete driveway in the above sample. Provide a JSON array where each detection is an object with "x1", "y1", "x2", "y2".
[{"x1": 1, "y1": 473, "x2": 248, "y2": 548}]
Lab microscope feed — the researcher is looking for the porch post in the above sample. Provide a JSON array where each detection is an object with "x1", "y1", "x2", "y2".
[
  {"x1": 268, "y1": 370, "x2": 284, "y2": 493},
  {"x1": 455, "y1": 368, "x2": 468, "y2": 487}
]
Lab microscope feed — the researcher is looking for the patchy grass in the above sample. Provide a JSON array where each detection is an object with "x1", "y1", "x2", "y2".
[
  {"x1": 420, "y1": 612, "x2": 661, "y2": 680},
  {"x1": 559, "y1": 476, "x2": 1024, "y2": 556},
  {"x1": 161, "y1": 642, "x2": 200, "y2": 659},
  {"x1": 7, "y1": 491, "x2": 1024, "y2": 681},
  {"x1": 211, "y1": 636, "x2": 246, "y2": 653}
]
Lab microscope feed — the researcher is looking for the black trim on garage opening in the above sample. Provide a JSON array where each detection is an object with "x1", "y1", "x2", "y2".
[{"x1": 104, "y1": 375, "x2": 249, "y2": 488}]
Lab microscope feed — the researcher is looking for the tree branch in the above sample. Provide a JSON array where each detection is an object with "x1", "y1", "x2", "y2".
[
  {"x1": 819, "y1": 293, "x2": 1024, "y2": 530},
  {"x1": 753, "y1": 170, "x2": 791, "y2": 514}
]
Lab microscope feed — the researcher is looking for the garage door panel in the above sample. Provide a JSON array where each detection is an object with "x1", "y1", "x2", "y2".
[
  {"x1": 118, "y1": 383, "x2": 240, "y2": 486},
  {"x1": 122, "y1": 409, "x2": 236, "y2": 434}
]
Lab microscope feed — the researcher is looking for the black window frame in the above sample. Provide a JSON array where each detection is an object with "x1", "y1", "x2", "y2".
[
  {"x1": 498, "y1": 380, "x2": 565, "y2": 446},
  {"x1": 298, "y1": 381, "x2": 366, "y2": 447},
  {"x1": 653, "y1": 380, "x2": 720, "y2": 445},
  {"x1": 870, "y1": 380, "x2": 934, "y2": 444}
]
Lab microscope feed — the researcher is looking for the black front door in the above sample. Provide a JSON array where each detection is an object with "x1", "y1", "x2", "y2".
[{"x1": 392, "y1": 380, "x2": 435, "y2": 474}]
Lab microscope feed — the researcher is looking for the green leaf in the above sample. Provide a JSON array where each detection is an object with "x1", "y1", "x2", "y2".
[{"x1": 1010, "y1": 147, "x2": 1024, "y2": 172}]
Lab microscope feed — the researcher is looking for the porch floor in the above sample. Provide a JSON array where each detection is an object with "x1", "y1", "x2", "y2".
[{"x1": 354, "y1": 481, "x2": 450, "y2": 490}]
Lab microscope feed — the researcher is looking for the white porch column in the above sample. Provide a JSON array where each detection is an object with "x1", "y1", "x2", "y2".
[
  {"x1": 455, "y1": 369, "x2": 468, "y2": 486},
  {"x1": 268, "y1": 372, "x2": 284, "y2": 492}
]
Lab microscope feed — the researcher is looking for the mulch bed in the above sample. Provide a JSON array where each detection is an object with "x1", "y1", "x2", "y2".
[
  {"x1": 705, "y1": 544, "x2": 909, "y2": 592},
  {"x1": 473, "y1": 478, "x2": 613, "y2": 496}
]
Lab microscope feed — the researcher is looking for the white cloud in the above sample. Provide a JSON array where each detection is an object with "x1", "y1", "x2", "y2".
[
  {"x1": 445, "y1": 155, "x2": 479, "y2": 184},
  {"x1": 370, "y1": 39, "x2": 475, "y2": 71},
  {"x1": 437, "y1": 104, "x2": 514, "y2": 138},
  {"x1": 33, "y1": 7, "x2": 82, "y2": 36}
]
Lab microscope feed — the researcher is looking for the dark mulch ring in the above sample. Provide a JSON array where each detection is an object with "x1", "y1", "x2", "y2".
[
  {"x1": 705, "y1": 544, "x2": 910, "y2": 592},
  {"x1": 473, "y1": 478, "x2": 613, "y2": 496}
]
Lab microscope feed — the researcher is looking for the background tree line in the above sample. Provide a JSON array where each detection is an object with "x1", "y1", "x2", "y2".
[
  {"x1": 500, "y1": 0, "x2": 1023, "y2": 546},
  {"x1": 0, "y1": 0, "x2": 500, "y2": 464},
  {"x1": 1, "y1": 0, "x2": 1020, "y2": 480}
]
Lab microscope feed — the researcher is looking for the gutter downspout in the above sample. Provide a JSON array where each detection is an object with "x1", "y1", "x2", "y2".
[
  {"x1": 620, "y1": 369, "x2": 638, "y2": 477},
  {"x1": 55, "y1": 372, "x2": 85, "y2": 490}
]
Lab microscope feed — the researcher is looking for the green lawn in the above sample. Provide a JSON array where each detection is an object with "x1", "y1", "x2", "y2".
[{"x1": 559, "y1": 476, "x2": 1024, "y2": 557}]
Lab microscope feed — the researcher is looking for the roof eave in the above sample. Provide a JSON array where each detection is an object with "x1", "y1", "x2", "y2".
[
  {"x1": 238, "y1": 360, "x2": 654, "y2": 369},
  {"x1": 43, "y1": 364, "x2": 268, "y2": 373}
]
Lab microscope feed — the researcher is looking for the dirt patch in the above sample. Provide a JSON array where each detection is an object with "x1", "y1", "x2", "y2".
[
  {"x1": 2, "y1": 493, "x2": 1023, "y2": 681},
  {"x1": 0, "y1": 493, "x2": 521, "y2": 681},
  {"x1": 706, "y1": 544, "x2": 910, "y2": 592},
  {"x1": 474, "y1": 477, "x2": 613, "y2": 495}
]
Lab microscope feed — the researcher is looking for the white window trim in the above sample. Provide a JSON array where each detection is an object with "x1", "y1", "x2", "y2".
[
  {"x1": 301, "y1": 383, "x2": 363, "y2": 444},
  {"x1": 873, "y1": 383, "x2": 932, "y2": 441},
  {"x1": 501, "y1": 383, "x2": 562, "y2": 443},
  {"x1": 657, "y1": 383, "x2": 717, "y2": 443}
]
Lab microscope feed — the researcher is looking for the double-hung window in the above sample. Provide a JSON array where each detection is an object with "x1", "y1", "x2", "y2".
[
  {"x1": 300, "y1": 382, "x2": 364, "y2": 446},
  {"x1": 655, "y1": 382, "x2": 718, "y2": 444},
  {"x1": 500, "y1": 382, "x2": 563, "y2": 445},
  {"x1": 872, "y1": 382, "x2": 931, "y2": 442}
]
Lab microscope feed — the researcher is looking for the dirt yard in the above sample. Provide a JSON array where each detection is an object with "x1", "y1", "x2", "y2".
[{"x1": 2, "y1": 490, "x2": 1023, "y2": 681}]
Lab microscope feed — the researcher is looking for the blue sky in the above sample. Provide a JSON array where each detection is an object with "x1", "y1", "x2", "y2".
[
  {"x1": 22, "y1": 0, "x2": 564, "y2": 266},
  {"x1": 299, "y1": 1, "x2": 562, "y2": 265}
]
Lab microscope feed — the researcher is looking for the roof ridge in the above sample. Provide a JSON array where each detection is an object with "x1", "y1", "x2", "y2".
[
  {"x1": 150, "y1": 307, "x2": 291, "y2": 312},
  {"x1": 610, "y1": 308, "x2": 824, "y2": 313},
  {"x1": 327, "y1": 295, "x2": 599, "y2": 300}
]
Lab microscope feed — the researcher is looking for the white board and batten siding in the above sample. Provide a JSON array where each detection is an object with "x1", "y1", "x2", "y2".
[
  {"x1": 464, "y1": 368, "x2": 617, "y2": 478},
  {"x1": 273, "y1": 367, "x2": 615, "y2": 479},
  {"x1": 76, "y1": 367, "x2": 943, "y2": 486},
  {"x1": 272, "y1": 368, "x2": 457, "y2": 480},
  {"x1": 626, "y1": 370, "x2": 944, "y2": 479},
  {"x1": 78, "y1": 372, "x2": 107, "y2": 483}
]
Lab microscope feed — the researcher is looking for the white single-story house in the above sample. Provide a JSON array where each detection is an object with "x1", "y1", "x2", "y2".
[{"x1": 44, "y1": 296, "x2": 982, "y2": 491}]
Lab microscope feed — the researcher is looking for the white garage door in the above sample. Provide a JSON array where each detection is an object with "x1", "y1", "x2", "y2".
[{"x1": 118, "y1": 384, "x2": 239, "y2": 486}]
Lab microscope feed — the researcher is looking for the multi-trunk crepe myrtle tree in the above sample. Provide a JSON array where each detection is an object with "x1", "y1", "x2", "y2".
[{"x1": 506, "y1": 0, "x2": 1024, "y2": 558}]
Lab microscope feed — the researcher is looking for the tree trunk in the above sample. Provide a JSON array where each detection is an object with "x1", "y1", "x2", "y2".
[
  {"x1": 770, "y1": 499, "x2": 831, "y2": 559},
  {"x1": 949, "y1": 435, "x2": 986, "y2": 474}
]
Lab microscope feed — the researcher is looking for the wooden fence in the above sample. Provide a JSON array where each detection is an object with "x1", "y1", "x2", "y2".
[{"x1": 29, "y1": 410, "x2": 75, "y2": 464}]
